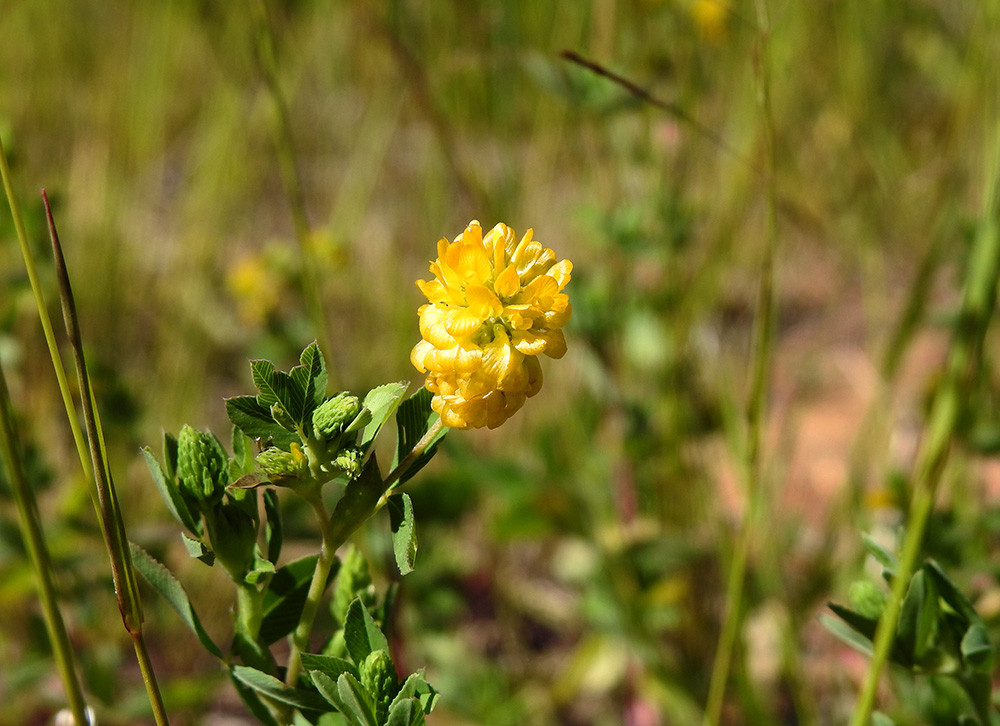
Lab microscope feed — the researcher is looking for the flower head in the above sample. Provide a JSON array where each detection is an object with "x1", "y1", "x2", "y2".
[{"x1": 411, "y1": 220, "x2": 572, "y2": 429}]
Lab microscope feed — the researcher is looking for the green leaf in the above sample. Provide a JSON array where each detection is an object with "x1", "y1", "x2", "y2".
[
  {"x1": 163, "y1": 431, "x2": 179, "y2": 481},
  {"x1": 961, "y1": 622, "x2": 995, "y2": 672},
  {"x1": 391, "y1": 673, "x2": 438, "y2": 714},
  {"x1": 226, "y1": 395, "x2": 300, "y2": 449},
  {"x1": 344, "y1": 598, "x2": 389, "y2": 666},
  {"x1": 231, "y1": 426, "x2": 256, "y2": 480},
  {"x1": 245, "y1": 558, "x2": 276, "y2": 585},
  {"x1": 263, "y1": 488, "x2": 283, "y2": 565},
  {"x1": 143, "y1": 447, "x2": 200, "y2": 535},
  {"x1": 337, "y1": 672, "x2": 379, "y2": 726},
  {"x1": 359, "y1": 382, "x2": 409, "y2": 450},
  {"x1": 392, "y1": 388, "x2": 446, "y2": 485},
  {"x1": 129, "y1": 542, "x2": 223, "y2": 658},
  {"x1": 897, "y1": 570, "x2": 937, "y2": 663},
  {"x1": 181, "y1": 532, "x2": 215, "y2": 566},
  {"x1": 924, "y1": 560, "x2": 982, "y2": 625},
  {"x1": 820, "y1": 613, "x2": 875, "y2": 656},
  {"x1": 260, "y1": 554, "x2": 332, "y2": 645},
  {"x1": 328, "y1": 455, "x2": 386, "y2": 545},
  {"x1": 312, "y1": 672, "x2": 378, "y2": 726},
  {"x1": 862, "y1": 533, "x2": 898, "y2": 573},
  {"x1": 231, "y1": 665, "x2": 329, "y2": 711},
  {"x1": 300, "y1": 652, "x2": 360, "y2": 683},
  {"x1": 292, "y1": 342, "x2": 328, "y2": 411},
  {"x1": 252, "y1": 359, "x2": 308, "y2": 425},
  {"x1": 388, "y1": 493, "x2": 417, "y2": 575},
  {"x1": 230, "y1": 670, "x2": 282, "y2": 726},
  {"x1": 386, "y1": 698, "x2": 425, "y2": 726}
]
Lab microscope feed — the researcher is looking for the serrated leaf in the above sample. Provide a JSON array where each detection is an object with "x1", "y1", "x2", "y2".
[
  {"x1": 300, "y1": 653, "x2": 360, "y2": 683},
  {"x1": 344, "y1": 598, "x2": 389, "y2": 666},
  {"x1": 129, "y1": 542, "x2": 223, "y2": 658},
  {"x1": 231, "y1": 665, "x2": 329, "y2": 711},
  {"x1": 392, "y1": 388, "x2": 446, "y2": 485},
  {"x1": 260, "y1": 554, "x2": 332, "y2": 645},
  {"x1": 181, "y1": 532, "x2": 215, "y2": 565},
  {"x1": 388, "y1": 493, "x2": 417, "y2": 575},
  {"x1": 386, "y1": 698, "x2": 425, "y2": 726},
  {"x1": 143, "y1": 447, "x2": 200, "y2": 535},
  {"x1": 862, "y1": 533, "x2": 898, "y2": 573},
  {"x1": 264, "y1": 488, "x2": 283, "y2": 565},
  {"x1": 961, "y1": 623, "x2": 995, "y2": 672},
  {"x1": 226, "y1": 395, "x2": 300, "y2": 449},
  {"x1": 292, "y1": 342, "x2": 328, "y2": 411},
  {"x1": 252, "y1": 359, "x2": 308, "y2": 425},
  {"x1": 359, "y1": 382, "x2": 408, "y2": 450}
]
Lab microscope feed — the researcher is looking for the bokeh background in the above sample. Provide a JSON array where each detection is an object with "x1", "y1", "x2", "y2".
[{"x1": 2, "y1": 1, "x2": 1000, "y2": 724}]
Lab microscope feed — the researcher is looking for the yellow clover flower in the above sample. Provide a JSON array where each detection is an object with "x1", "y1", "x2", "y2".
[{"x1": 411, "y1": 220, "x2": 572, "y2": 429}]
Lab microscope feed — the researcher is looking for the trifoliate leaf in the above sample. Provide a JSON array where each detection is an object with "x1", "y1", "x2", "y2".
[
  {"x1": 391, "y1": 672, "x2": 438, "y2": 714},
  {"x1": 226, "y1": 395, "x2": 300, "y2": 449},
  {"x1": 129, "y1": 542, "x2": 223, "y2": 658},
  {"x1": 260, "y1": 554, "x2": 330, "y2": 646},
  {"x1": 386, "y1": 698, "x2": 426, "y2": 726},
  {"x1": 861, "y1": 533, "x2": 898, "y2": 573},
  {"x1": 388, "y1": 493, "x2": 417, "y2": 575},
  {"x1": 263, "y1": 488, "x2": 282, "y2": 565},
  {"x1": 300, "y1": 652, "x2": 360, "y2": 683}
]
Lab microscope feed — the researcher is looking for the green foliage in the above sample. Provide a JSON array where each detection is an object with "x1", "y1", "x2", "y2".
[{"x1": 829, "y1": 551, "x2": 997, "y2": 722}]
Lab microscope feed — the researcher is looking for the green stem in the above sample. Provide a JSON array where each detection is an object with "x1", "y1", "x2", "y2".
[
  {"x1": 285, "y1": 417, "x2": 446, "y2": 689},
  {"x1": 0, "y1": 363, "x2": 90, "y2": 725},
  {"x1": 703, "y1": 3, "x2": 778, "y2": 723},
  {"x1": 850, "y1": 111, "x2": 1000, "y2": 726},
  {"x1": 285, "y1": 493, "x2": 338, "y2": 688}
]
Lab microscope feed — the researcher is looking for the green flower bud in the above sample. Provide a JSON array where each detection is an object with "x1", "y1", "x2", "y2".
[
  {"x1": 256, "y1": 443, "x2": 309, "y2": 481},
  {"x1": 848, "y1": 580, "x2": 888, "y2": 620},
  {"x1": 332, "y1": 446, "x2": 363, "y2": 480},
  {"x1": 360, "y1": 649, "x2": 399, "y2": 724},
  {"x1": 312, "y1": 393, "x2": 363, "y2": 441},
  {"x1": 271, "y1": 402, "x2": 297, "y2": 432},
  {"x1": 176, "y1": 425, "x2": 230, "y2": 506}
]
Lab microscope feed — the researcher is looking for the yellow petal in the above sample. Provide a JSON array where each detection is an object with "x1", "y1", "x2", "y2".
[
  {"x1": 465, "y1": 285, "x2": 503, "y2": 318},
  {"x1": 493, "y1": 264, "x2": 521, "y2": 299}
]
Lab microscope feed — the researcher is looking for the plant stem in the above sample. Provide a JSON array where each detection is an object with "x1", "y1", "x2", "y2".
[
  {"x1": 285, "y1": 493, "x2": 338, "y2": 688},
  {"x1": 0, "y1": 363, "x2": 90, "y2": 725},
  {"x1": 703, "y1": 3, "x2": 778, "y2": 724},
  {"x1": 850, "y1": 119, "x2": 1000, "y2": 725}
]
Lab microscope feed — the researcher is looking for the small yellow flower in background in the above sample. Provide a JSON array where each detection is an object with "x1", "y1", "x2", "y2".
[
  {"x1": 227, "y1": 254, "x2": 282, "y2": 325},
  {"x1": 691, "y1": 0, "x2": 730, "y2": 44},
  {"x1": 411, "y1": 220, "x2": 572, "y2": 429}
]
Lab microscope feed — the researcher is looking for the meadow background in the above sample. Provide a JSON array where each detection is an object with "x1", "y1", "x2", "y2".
[{"x1": 2, "y1": 1, "x2": 999, "y2": 724}]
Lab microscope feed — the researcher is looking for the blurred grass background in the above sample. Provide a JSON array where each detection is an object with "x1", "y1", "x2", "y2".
[{"x1": 2, "y1": 1, "x2": 1000, "y2": 724}]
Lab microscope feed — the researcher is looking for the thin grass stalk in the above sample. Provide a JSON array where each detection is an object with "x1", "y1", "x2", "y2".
[
  {"x1": 0, "y1": 138, "x2": 94, "y2": 490},
  {"x1": 703, "y1": 2, "x2": 778, "y2": 723},
  {"x1": 43, "y1": 194, "x2": 171, "y2": 726},
  {"x1": 0, "y1": 362, "x2": 90, "y2": 725},
  {"x1": 849, "y1": 117, "x2": 1000, "y2": 726},
  {"x1": 250, "y1": 0, "x2": 335, "y2": 375}
]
